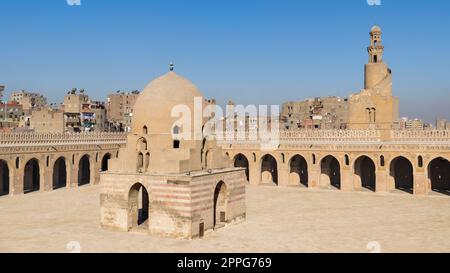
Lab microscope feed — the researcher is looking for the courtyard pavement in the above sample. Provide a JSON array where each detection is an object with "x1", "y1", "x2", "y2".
[{"x1": 1, "y1": 184, "x2": 450, "y2": 253}]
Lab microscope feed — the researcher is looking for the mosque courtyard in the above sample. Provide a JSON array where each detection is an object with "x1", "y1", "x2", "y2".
[{"x1": 1, "y1": 184, "x2": 450, "y2": 253}]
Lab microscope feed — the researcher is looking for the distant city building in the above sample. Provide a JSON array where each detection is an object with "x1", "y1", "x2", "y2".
[
  {"x1": 282, "y1": 97, "x2": 349, "y2": 130},
  {"x1": 82, "y1": 101, "x2": 107, "y2": 132},
  {"x1": 107, "y1": 91, "x2": 140, "y2": 132},
  {"x1": 0, "y1": 85, "x2": 5, "y2": 101},
  {"x1": 394, "y1": 117, "x2": 425, "y2": 130},
  {"x1": 29, "y1": 108, "x2": 65, "y2": 133},
  {"x1": 10, "y1": 90, "x2": 48, "y2": 113},
  {"x1": 57, "y1": 88, "x2": 107, "y2": 132},
  {"x1": 436, "y1": 118, "x2": 450, "y2": 130},
  {"x1": 0, "y1": 101, "x2": 25, "y2": 132}
]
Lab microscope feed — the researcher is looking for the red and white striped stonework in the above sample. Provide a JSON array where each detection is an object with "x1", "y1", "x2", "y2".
[{"x1": 100, "y1": 168, "x2": 246, "y2": 239}]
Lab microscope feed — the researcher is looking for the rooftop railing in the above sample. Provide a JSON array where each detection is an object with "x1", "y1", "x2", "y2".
[{"x1": 0, "y1": 132, "x2": 127, "y2": 147}]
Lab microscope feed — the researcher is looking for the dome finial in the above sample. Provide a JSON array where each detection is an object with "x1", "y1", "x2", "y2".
[{"x1": 169, "y1": 62, "x2": 174, "y2": 72}]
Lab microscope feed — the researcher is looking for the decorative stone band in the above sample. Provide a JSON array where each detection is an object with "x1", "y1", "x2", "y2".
[
  {"x1": 1, "y1": 130, "x2": 449, "y2": 148},
  {"x1": 391, "y1": 130, "x2": 450, "y2": 143},
  {"x1": 0, "y1": 132, "x2": 128, "y2": 147},
  {"x1": 220, "y1": 130, "x2": 450, "y2": 145}
]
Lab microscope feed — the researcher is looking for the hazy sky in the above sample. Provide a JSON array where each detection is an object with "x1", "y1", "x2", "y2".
[{"x1": 1, "y1": 0, "x2": 449, "y2": 123}]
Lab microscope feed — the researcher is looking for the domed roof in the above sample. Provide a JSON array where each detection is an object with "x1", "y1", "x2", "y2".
[
  {"x1": 131, "y1": 71, "x2": 203, "y2": 134},
  {"x1": 370, "y1": 25, "x2": 382, "y2": 33}
]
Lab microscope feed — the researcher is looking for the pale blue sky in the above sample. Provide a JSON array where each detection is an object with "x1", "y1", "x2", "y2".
[{"x1": 1, "y1": 0, "x2": 449, "y2": 122}]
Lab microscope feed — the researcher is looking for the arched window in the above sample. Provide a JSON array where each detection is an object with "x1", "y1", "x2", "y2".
[
  {"x1": 16, "y1": 157, "x2": 20, "y2": 169},
  {"x1": 281, "y1": 153, "x2": 285, "y2": 164},
  {"x1": 46, "y1": 156, "x2": 50, "y2": 167},
  {"x1": 145, "y1": 153, "x2": 150, "y2": 171},
  {"x1": 143, "y1": 126, "x2": 148, "y2": 135},
  {"x1": 366, "y1": 108, "x2": 372, "y2": 124},
  {"x1": 380, "y1": 155, "x2": 385, "y2": 167},
  {"x1": 137, "y1": 138, "x2": 147, "y2": 151},
  {"x1": 173, "y1": 126, "x2": 180, "y2": 135},
  {"x1": 345, "y1": 155, "x2": 350, "y2": 166},
  {"x1": 137, "y1": 153, "x2": 144, "y2": 171},
  {"x1": 418, "y1": 156, "x2": 423, "y2": 168},
  {"x1": 312, "y1": 154, "x2": 316, "y2": 165}
]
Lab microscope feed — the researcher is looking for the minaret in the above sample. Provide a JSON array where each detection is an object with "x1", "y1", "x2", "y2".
[
  {"x1": 349, "y1": 25, "x2": 399, "y2": 131},
  {"x1": 368, "y1": 25, "x2": 384, "y2": 64},
  {"x1": 364, "y1": 25, "x2": 391, "y2": 93}
]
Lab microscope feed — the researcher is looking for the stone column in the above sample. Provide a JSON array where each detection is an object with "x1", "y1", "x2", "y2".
[
  {"x1": 375, "y1": 170, "x2": 389, "y2": 193},
  {"x1": 248, "y1": 161, "x2": 260, "y2": 186},
  {"x1": 414, "y1": 172, "x2": 427, "y2": 196},
  {"x1": 308, "y1": 164, "x2": 320, "y2": 189},
  {"x1": 93, "y1": 161, "x2": 101, "y2": 185},
  {"x1": 341, "y1": 169, "x2": 354, "y2": 192},
  {"x1": 12, "y1": 168, "x2": 24, "y2": 196},
  {"x1": 70, "y1": 165, "x2": 79, "y2": 188},
  {"x1": 278, "y1": 162, "x2": 289, "y2": 187},
  {"x1": 42, "y1": 165, "x2": 53, "y2": 192}
]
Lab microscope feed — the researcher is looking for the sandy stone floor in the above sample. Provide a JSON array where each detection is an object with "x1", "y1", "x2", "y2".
[{"x1": 1, "y1": 184, "x2": 450, "y2": 253}]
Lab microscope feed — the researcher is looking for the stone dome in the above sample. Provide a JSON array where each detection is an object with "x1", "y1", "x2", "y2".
[
  {"x1": 371, "y1": 25, "x2": 382, "y2": 33},
  {"x1": 131, "y1": 71, "x2": 203, "y2": 135}
]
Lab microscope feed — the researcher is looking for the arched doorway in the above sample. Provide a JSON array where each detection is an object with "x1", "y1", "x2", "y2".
[
  {"x1": 428, "y1": 157, "x2": 450, "y2": 195},
  {"x1": 321, "y1": 155, "x2": 341, "y2": 189},
  {"x1": 0, "y1": 160, "x2": 9, "y2": 196},
  {"x1": 214, "y1": 181, "x2": 228, "y2": 228},
  {"x1": 261, "y1": 154, "x2": 278, "y2": 185},
  {"x1": 24, "y1": 158, "x2": 40, "y2": 194},
  {"x1": 354, "y1": 156, "x2": 376, "y2": 191},
  {"x1": 390, "y1": 156, "x2": 414, "y2": 194},
  {"x1": 101, "y1": 153, "x2": 111, "y2": 172},
  {"x1": 53, "y1": 157, "x2": 67, "y2": 190},
  {"x1": 234, "y1": 154, "x2": 249, "y2": 182},
  {"x1": 128, "y1": 183, "x2": 149, "y2": 230},
  {"x1": 289, "y1": 155, "x2": 308, "y2": 187},
  {"x1": 78, "y1": 155, "x2": 91, "y2": 186}
]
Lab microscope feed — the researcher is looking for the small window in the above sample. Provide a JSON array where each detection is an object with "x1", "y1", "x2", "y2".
[
  {"x1": 418, "y1": 156, "x2": 423, "y2": 168},
  {"x1": 199, "y1": 223, "x2": 205, "y2": 238},
  {"x1": 173, "y1": 126, "x2": 180, "y2": 135},
  {"x1": 174, "y1": 140, "x2": 180, "y2": 149},
  {"x1": 312, "y1": 154, "x2": 316, "y2": 165},
  {"x1": 143, "y1": 126, "x2": 148, "y2": 135},
  {"x1": 380, "y1": 156, "x2": 385, "y2": 167},
  {"x1": 345, "y1": 155, "x2": 350, "y2": 166}
]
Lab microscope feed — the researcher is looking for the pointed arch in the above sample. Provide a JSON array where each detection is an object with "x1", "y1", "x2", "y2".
[{"x1": 289, "y1": 155, "x2": 308, "y2": 187}]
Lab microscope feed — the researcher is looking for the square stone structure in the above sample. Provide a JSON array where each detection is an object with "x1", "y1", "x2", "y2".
[{"x1": 100, "y1": 70, "x2": 246, "y2": 239}]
